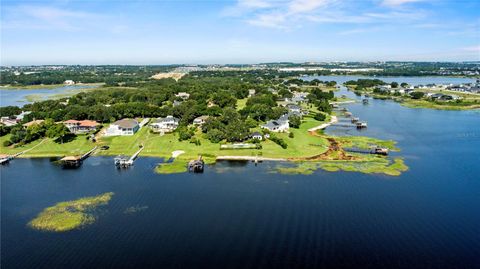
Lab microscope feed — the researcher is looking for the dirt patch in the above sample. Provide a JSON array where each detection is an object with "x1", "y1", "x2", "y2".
[
  {"x1": 151, "y1": 73, "x2": 185, "y2": 81},
  {"x1": 292, "y1": 132, "x2": 357, "y2": 161}
]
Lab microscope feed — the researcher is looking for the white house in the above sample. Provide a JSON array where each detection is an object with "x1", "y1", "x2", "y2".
[
  {"x1": 248, "y1": 89, "x2": 256, "y2": 97},
  {"x1": 261, "y1": 119, "x2": 289, "y2": 132},
  {"x1": 193, "y1": 115, "x2": 209, "y2": 126},
  {"x1": 150, "y1": 116, "x2": 179, "y2": 133},
  {"x1": 64, "y1": 80, "x2": 75, "y2": 85},
  {"x1": 286, "y1": 103, "x2": 302, "y2": 114},
  {"x1": 105, "y1": 119, "x2": 139, "y2": 136},
  {"x1": 251, "y1": 132, "x2": 263, "y2": 140},
  {"x1": 175, "y1": 92, "x2": 190, "y2": 100}
]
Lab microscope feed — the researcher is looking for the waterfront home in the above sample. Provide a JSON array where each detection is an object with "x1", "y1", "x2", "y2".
[
  {"x1": 63, "y1": 120, "x2": 99, "y2": 134},
  {"x1": 248, "y1": 89, "x2": 256, "y2": 97},
  {"x1": 150, "y1": 116, "x2": 179, "y2": 133},
  {"x1": 22, "y1": 120, "x2": 44, "y2": 128},
  {"x1": 291, "y1": 92, "x2": 309, "y2": 103},
  {"x1": 105, "y1": 119, "x2": 139, "y2": 136},
  {"x1": 286, "y1": 103, "x2": 302, "y2": 114},
  {"x1": 64, "y1": 80, "x2": 75, "y2": 85},
  {"x1": 175, "y1": 92, "x2": 190, "y2": 100},
  {"x1": 261, "y1": 119, "x2": 289, "y2": 132},
  {"x1": 251, "y1": 132, "x2": 263, "y2": 140},
  {"x1": 193, "y1": 115, "x2": 209, "y2": 126}
]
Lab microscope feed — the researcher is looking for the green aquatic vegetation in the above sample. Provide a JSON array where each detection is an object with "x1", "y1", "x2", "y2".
[
  {"x1": 28, "y1": 192, "x2": 114, "y2": 232},
  {"x1": 337, "y1": 136, "x2": 399, "y2": 151},
  {"x1": 273, "y1": 162, "x2": 319, "y2": 175},
  {"x1": 155, "y1": 159, "x2": 188, "y2": 174},
  {"x1": 273, "y1": 157, "x2": 408, "y2": 176},
  {"x1": 318, "y1": 157, "x2": 408, "y2": 176}
]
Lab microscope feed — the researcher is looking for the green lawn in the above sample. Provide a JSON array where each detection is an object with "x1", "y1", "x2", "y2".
[{"x1": 236, "y1": 98, "x2": 248, "y2": 110}]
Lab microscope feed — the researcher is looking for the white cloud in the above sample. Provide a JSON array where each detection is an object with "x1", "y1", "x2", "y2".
[
  {"x1": 381, "y1": 0, "x2": 426, "y2": 7},
  {"x1": 288, "y1": 0, "x2": 330, "y2": 13},
  {"x1": 2, "y1": 5, "x2": 105, "y2": 31},
  {"x1": 226, "y1": 0, "x2": 430, "y2": 30}
]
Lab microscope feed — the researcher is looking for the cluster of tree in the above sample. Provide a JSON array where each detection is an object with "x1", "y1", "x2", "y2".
[
  {"x1": 200, "y1": 108, "x2": 252, "y2": 143},
  {"x1": 345, "y1": 79, "x2": 386, "y2": 88},
  {"x1": 3, "y1": 119, "x2": 72, "y2": 147},
  {"x1": 307, "y1": 89, "x2": 334, "y2": 114},
  {"x1": 0, "y1": 65, "x2": 175, "y2": 86},
  {"x1": 240, "y1": 94, "x2": 287, "y2": 121}
]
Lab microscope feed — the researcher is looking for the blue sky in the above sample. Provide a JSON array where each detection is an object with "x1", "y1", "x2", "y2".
[{"x1": 1, "y1": 0, "x2": 479, "y2": 65}]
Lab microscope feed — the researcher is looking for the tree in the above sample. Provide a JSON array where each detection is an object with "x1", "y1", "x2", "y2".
[
  {"x1": 410, "y1": 91, "x2": 425, "y2": 99},
  {"x1": 206, "y1": 128, "x2": 225, "y2": 143},
  {"x1": 400, "y1": 82, "x2": 408, "y2": 88},
  {"x1": 314, "y1": 113, "x2": 326, "y2": 121},
  {"x1": 45, "y1": 123, "x2": 71, "y2": 143},
  {"x1": 288, "y1": 115, "x2": 301, "y2": 128},
  {"x1": 390, "y1": 82, "x2": 399, "y2": 88}
]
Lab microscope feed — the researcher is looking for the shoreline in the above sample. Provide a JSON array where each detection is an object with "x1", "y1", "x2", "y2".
[{"x1": 0, "y1": 83, "x2": 104, "y2": 91}]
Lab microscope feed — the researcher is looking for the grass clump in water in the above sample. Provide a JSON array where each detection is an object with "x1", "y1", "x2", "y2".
[
  {"x1": 155, "y1": 159, "x2": 188, "y2": 174},
  {"x1": 273, "y1": 157, "x2": 408, "y2": 176},
  {"x1": 28, "y1": 192, "x2": 114, "y2": 232}
]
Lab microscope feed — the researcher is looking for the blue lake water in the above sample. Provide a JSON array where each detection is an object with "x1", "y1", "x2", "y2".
[
  {"x1": 1, "y1": 76, "x2": 480, "y2": 269},
  {"x1": 0, "y1": 85, "x2": 98, "y2": 107}
]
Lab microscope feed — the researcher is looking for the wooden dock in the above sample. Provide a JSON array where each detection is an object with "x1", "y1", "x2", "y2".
[
  {"x1": 344, "y1": 147, "x2": 389, "y2": 155},
  {"x1": 0, "y1": 139, "x2": 47, "y2": 165},
  {"x1": 115, "y1": 145, "x2": 144, "y2": 168},
  {"x1": 60, "y1": 146, "x2": 97, "y2": 168}
]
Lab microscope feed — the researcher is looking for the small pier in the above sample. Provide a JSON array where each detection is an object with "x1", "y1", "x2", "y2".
[
  {"x1": 115, "y1": 145, "x2": 144, "y2": 168},
  {"x1": 60, "y1": 146, "x2": 97, "y2": 168},
  {"x1": 344, "y1": 147, "x2": 389, "y2": 155},
  {"x1": 0, "y1": 154, "x2": 11, "y2": 165},
  {"x1": 188, "y1": 156, "x2": 204, "y2": 173},
  {"x1": 356, "y1": 122, "x2": 368, "y2": 129},
  {"x1": 1, "y1": 139, "x2": 47, "y2": 165},
  {"x1": 351, "y1": 117, "x2": 360, "y2": 123}
]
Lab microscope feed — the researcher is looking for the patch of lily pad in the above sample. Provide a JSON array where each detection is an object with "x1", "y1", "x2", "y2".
[{"x1": 28, "y1": 192, "x2": 114, "y2": 232}]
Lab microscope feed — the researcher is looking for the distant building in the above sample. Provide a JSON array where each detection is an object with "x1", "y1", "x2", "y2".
[
  {"x1": 63, "y1": 120, "x2": 99, "y2": 134},
  {"x1": 22, "y1": 120, "x2": 45, "y2": 128},
  {"x1": 193, "y1": 116, "x2": 209, "y2": 126},
  {"x1": 248, "y1": 89, "x2": 256, "y2": 97},
  {"x1": 286, "y1": 103, "x2": 302, "y2": 113},
  {"x1": 64, "y1": 80, "x2": 75, "y2": 85},
  {"x1": 105, "y1": 119, "x2": 139, "y2": 136},
  {"x1": 150, "y1": 116, "x2": 179, "y2": 133},
  {"x1": 175, "y1": 92, "x2": 190, "y2": 100},
  {"x1": 0, "y1": 117, "x2": 17, "y2": 127}
]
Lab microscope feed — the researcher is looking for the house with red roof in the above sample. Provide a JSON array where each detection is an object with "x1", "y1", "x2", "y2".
[{"x1": 63, "y1": 120, "x2": 99, "y2": 134}]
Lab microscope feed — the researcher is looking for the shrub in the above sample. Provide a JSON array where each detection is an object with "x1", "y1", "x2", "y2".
[
  {"x1": 289, "y1": 132, "x2": 294, "y2": 138},
  {"x1": 314, "y1": 113, "x2": 326, "y2": 121},
  {"x1": 270, "y1": 135, "x2": 288, "y2": 149},
  {"x1": 3, "y1": 140, "x2": 13, "y2": 147}
]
